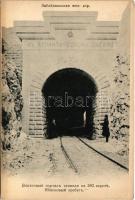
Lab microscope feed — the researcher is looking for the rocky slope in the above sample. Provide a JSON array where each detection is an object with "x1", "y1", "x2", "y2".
[
  {"x1": 2, "y1": 53, "x2": 23, "y2": 150},
  {"x1": 110, "y1": 54, "x2": 130, "y2": 157}
]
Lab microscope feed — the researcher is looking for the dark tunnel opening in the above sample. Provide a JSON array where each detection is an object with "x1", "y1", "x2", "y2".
[{"x1": 42, "y1": 68, "x2": 98, "y2": 139}]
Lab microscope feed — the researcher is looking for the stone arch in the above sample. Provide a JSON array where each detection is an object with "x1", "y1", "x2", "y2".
[
  {"x1": 42, "y1": 68, "x2": 98, "y2": 138},
  {"x1": 28, "y1": 67, "x2": 111, "y2": 138}
]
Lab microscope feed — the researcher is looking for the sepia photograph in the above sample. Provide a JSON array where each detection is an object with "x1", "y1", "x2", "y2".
[{"x1": 1, "y1": 0, "x2": 134, "y2": 199}]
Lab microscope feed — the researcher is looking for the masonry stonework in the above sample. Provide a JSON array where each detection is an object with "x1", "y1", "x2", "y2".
[{"x1": 13, "y1": 11, "x2": 127, "y2": 138}]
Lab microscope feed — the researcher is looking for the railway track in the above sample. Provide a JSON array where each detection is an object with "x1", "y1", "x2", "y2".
[
  {"x1": 60, "y1": 136, "x2": 128, "y2": 174},
  {"x1": 60, "y1": 137, "x2": 78, "y2": 173}
]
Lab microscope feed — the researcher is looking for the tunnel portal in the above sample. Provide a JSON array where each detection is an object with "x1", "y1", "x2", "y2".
[{"x1": 42, "y1": 68, "x2": 98, "y2": 139}]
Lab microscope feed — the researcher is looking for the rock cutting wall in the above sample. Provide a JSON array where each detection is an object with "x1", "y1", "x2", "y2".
[
  {"x1": 110, "y1": 54, "x2": 130, "y2": 156},
  {"x1": 2, "y1": 36, "x2": 23, "y2": 150}
]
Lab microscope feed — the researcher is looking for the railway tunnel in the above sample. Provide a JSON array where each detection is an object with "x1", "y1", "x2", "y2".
[{"x1": 42, "y1": 68, "x2": 98, "y2": 139}]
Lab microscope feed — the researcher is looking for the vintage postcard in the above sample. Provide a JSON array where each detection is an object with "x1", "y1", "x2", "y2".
[{"x1": 1, "y1": 0, "x2": 134, "y2": 199}]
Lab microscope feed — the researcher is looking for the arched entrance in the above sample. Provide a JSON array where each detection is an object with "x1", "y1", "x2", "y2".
[{"x1": 42, "y1": 68, "x2": 98, "y2": 139}]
